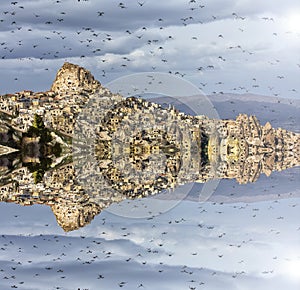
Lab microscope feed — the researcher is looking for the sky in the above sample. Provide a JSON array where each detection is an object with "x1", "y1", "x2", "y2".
[
  {"x1": 0, "y1": 1, "x2": 300, "y2": 289},
  {"x1": 0, "y1": 197, "x2": 300, "y2": 290},
  {"x1": 0, "y1": 0, "x2": 300, "y2": 98}
]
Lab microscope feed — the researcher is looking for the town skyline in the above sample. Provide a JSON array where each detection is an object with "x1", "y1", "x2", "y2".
[{"x1": 0, "y1": 62, "x2": 299, "y2": 231}]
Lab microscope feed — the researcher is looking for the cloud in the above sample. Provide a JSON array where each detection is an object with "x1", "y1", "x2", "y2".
[
  {"x1": 1, "y1": 0, "x2": 300, "y2": 97},
  {"x1": 0, "y1": 197, "x2": 300, "y2": 289},
  {"x1": 1, "y1": 2, "x2": 300, "y2": 289}
]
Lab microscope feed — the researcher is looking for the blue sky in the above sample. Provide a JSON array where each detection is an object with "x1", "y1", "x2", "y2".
[
  {"x1": 0, "y1": 1, "x2": 300, "y2": 289},
  {"x1": 0, "y1": 0, "x2": 300, "y2": 98},
  {"x1": 0, "y1": 196, "x2": 300, "y2": 290}
]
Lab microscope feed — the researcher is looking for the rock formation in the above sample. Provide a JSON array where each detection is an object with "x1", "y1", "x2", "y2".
[
  {"x1": 0, "y1": 62, "x2": 299, "y2": 231},
  {"x1": 51, "y1": 62, "x2": 101, "y2": 96}
]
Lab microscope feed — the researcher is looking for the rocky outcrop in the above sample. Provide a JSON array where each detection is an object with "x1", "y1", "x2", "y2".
[
  {"x1": 51, "y1": 62, "x2": 101, "y2": 96},
  {"x1": 51, "y1": 198, "x2": 102, "y2": 232}
]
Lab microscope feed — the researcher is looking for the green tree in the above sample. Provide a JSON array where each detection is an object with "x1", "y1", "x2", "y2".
[
  {"x1": 32, "y1": 114, "x2": 45, "y2": 130},
  {"x1": 27, "y1": 114, "x2": 52, "y2": 143}
]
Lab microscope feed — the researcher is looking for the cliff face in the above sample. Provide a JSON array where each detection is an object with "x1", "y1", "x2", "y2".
[
  {"x1": 0, "y1": 62, "x2": 299, "y2": 232},
  {"x1": 51, "y1": 198, "x2": 102, "y2": 232},
  {"x1": 51, "y1": 62, "x2": 101, "y2": 96}
]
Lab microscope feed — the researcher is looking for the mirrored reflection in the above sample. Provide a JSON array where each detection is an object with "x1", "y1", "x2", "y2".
[{"x1": 0, "y1": 63, "x2": 299, "y2": 232}]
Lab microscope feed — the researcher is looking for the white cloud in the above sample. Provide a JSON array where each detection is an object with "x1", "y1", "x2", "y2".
[
  {"x1": 0, "y1": 2, "x2": 300, "y2": 288},
  {"x1": 1, "y1": 3, "x2": 300, "y2": 97},
  {"x1": 1, "y1": 197, "x2": 300, "y2": 289}
]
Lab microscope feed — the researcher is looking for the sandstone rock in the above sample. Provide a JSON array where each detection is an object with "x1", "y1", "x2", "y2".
[{"x1": 51, "y1": 62, "x2": 101, "y2": 96}]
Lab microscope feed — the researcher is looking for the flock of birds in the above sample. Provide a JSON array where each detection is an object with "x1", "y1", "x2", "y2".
[
  {"x1": 0, "y1": 1, "x2": 300, "y2": 289},
  {"x1": 0, "y1": 197, "x2": 299, "y2": 289},
  {"x1": 0, "y1": 0, "x2": 299, "y2": 97}
]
